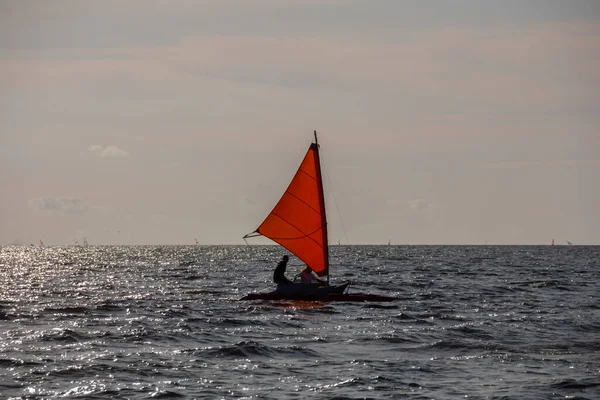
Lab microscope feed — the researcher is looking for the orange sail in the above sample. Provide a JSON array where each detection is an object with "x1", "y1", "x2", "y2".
[{"x1": 245, "y1": 133, "x2": 329, "y2": 276}]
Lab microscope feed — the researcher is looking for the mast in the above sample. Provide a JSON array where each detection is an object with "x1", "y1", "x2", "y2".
[{"x1": 313, "y1": 130, "x2": 330, "y2": 284}]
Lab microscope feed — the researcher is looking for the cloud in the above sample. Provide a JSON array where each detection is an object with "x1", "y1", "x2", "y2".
[
  {"x1": 88, "y1": 144, "x2": 103, "y2": 154},
  {"x1": 88, "y1": 145, "x2": 130, "y2": 158},
  {"x1": 3, "y1": 19, "x2": 598, "y2": 116},
  {"x1": 409, "y1": 198, "x2": 430, "y2": 211},
  {"x1": 29, "y1": 196, "x2": 87, "y2": 214}
]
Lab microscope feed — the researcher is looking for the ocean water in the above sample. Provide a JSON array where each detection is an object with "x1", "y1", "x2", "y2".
[{"x1": 1, "y1": 244, "x2": 599, "y2": 399}]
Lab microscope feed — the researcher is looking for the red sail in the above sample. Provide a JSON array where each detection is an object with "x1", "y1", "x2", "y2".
[{"x1": 255, "y1": 142, "x2": 329, "y2": 276}]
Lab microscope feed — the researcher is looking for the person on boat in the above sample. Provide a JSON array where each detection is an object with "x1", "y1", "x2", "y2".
[
  {"x1": 299, "y1": 266, "x2": 327, "y2": 286},
  {"x1": 273, "y1": 255, "x2": 293, "y2": 285}
]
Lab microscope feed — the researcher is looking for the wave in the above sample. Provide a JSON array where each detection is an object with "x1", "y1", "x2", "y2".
[
  {"x1": 0, "y1": 358, "x2": 41, "y2": 368},
  {"x1": 366, "y1": 335, "x2": 422, "y2": 344},
  {"x1": 0, "y1": 310, "x2": 13, "y2": 320},
  {"x1": 95, "y1": 301, "x2": 127, "y2": 311},
  {"x1": 448, "y1": 324, "x2": 495, "y2": 339},
  {"x1": 2, "y1": 244, "x2": 598, "y2": 399},
  {"x1": 551, "y1": 378, "x2": 600, "y2": 391},
  {"x1": 421, "y1": 339, "x2": 513, "y2": 353},
  {"x1": 183, "y1": 275, "x2": 203, "y2": 280},
  {"x1": 44, "y1": 306, "x2": 90, "y2": 314},
  {"x1": 194, "y1": 341, "x2": 320, "y2": 358},
  {"x1": 42, "y1": 361, "x2": 168, "y2": 380},
  {"x1": 365, "y1": 303, "x2": 399, "y2": 310},
  {"x1": 146, "y1": 390, "x2": 186, "y2": 398},
  {"x1": 40, "y1": 328, "x2": 85, "y2": 343}
]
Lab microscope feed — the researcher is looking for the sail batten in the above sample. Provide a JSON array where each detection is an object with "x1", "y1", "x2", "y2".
[
  {"x1": 258, "y1": 219, "x2": 325, "y2": 242},
  {"x1": 279, "y1": 190, "x2": 321, "y2": 215},
  {"x1": 252, "y1": 140, "x2": 329, "y2": 276},
  {"x1": 298, "y1": 169, "x2": 318, "y2": 182}
]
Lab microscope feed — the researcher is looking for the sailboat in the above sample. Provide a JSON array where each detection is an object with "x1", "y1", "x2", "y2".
[{"x1": 241, "y1": 131, "x2": 394, "y2": 302}]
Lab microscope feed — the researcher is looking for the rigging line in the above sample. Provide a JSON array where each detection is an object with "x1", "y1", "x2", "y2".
[{"x1": 321, "y1": 155, "x2": 349, "y2": 245}]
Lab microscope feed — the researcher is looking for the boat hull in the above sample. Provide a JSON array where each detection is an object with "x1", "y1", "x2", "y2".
[
  {"x1": 240, "y1": 283, "x2": 395, "y2": 302},
  {"x1": 274, "y1": 282, "x2": 349, "y2": 296},
  {"x1": 240, "y1": 292, "x2": 396, "y2": 302}
]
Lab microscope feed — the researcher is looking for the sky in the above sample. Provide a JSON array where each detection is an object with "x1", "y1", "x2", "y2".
[{"x1": 1, "y1": 0, "x2": 599, "y2": 245}]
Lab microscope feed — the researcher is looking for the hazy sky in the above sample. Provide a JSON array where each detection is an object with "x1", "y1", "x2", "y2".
[{"x1": 1, "y1": 0, "x2": 599, "y2": 245}]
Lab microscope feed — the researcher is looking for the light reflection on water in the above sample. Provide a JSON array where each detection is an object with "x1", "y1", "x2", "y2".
[{"x1": 1, "y1": 245, "x2": 599, "y2": 399}]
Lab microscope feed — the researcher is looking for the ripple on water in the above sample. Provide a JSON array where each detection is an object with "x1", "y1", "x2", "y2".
[{"x1": 0, "y1": 245, "x2": 598, "y2": 399}]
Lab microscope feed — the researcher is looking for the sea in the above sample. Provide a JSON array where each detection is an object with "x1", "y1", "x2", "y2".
[{"x1": 1, "y1": 245, "x2": 598, "y2": 399}]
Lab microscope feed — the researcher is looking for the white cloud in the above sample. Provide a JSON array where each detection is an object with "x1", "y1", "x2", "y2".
[
  {"x1": 88, "y1": 145, "x2": 130, "y2": 158},
  {"x1": 102, "y1": 146, "x2": 130, "y2": 157},
  {"x1": 409, "y1": 198, "x2": 430, "y2": 211},
  {"x1": 88, "y1": 144, "x2": 103, "y2": 154},
  {"x1": 29, "y1": 196, "x2": 87, "y2": 214}
]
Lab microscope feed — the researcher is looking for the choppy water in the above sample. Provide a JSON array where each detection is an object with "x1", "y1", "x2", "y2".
[{"x1": 1, "y1": 245, "x2": 599, "y2": 399}]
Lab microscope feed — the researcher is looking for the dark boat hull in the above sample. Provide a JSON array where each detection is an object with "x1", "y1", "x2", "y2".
[
  {"x1": 240, "y1": 283, "x2": 395, "y2": 302},
  {"x1": 240, "y1": 292, "x2": 396, "y2": 302},
  {"x1": 273, "y1": 282, "x2": 350, "y2": 296}
]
